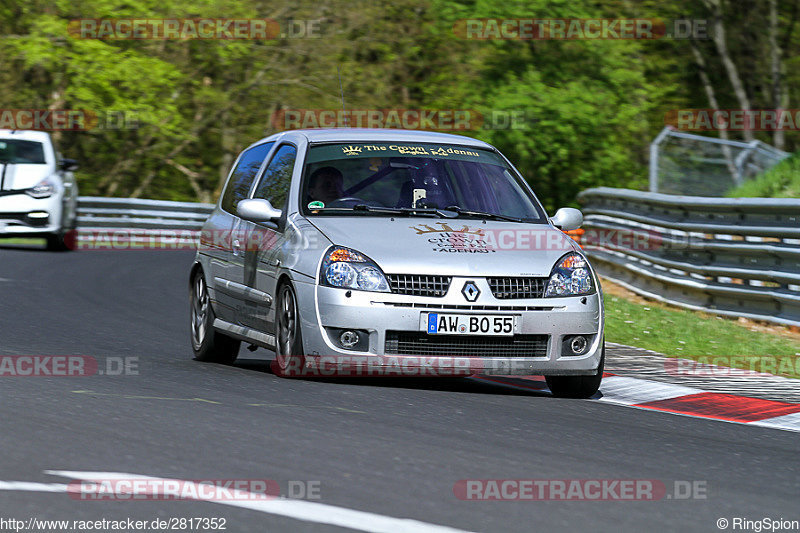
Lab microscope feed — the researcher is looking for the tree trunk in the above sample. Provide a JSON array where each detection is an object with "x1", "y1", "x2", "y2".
[
  {"x1": 690, "y1": 39, "x2": 738, "y2": 179},
  {"x1": 769, "y1": 0, "x2": 785, "y2": 150},
  {"x1": 218, "y1": 108, "x2": 235, "y2": 201},
  {"x1": 703, "y1": 0, "x2": 754, "y2": 142}
]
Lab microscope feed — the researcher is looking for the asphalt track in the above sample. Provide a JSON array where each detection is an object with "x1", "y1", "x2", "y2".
[{"x1": 0, "y1": 245, "x2": 798, "y2": 532}]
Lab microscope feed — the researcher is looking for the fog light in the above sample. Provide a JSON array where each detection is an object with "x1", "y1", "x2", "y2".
[
  {"x1": 339, "y1": 330, "x2": 360, "y2": 349},
  {"x1": 570, "y1": 335, "x2": 588, "y2": 354},
  {"x1": 26, "y1": 212, "x2": 49, "y2": 227}
]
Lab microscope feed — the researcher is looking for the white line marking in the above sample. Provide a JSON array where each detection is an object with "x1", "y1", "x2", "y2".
[
  {"x1": 0, "y1": 481, "x2": 69, "y2": 492},
  {"x1": 40, "y1": 471, "x2": 473, "y2": 533},
  {"x1": 597, "y1": 376, "x2": 701, "y2": 405},
  {"x1": 750, "y1": 411, "x2": 800, "y2": 432}
]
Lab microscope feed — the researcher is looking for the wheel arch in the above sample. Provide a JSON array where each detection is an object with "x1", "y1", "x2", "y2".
[{"x1": 189, "y1": 260, "x2": 221, "y2": 316}]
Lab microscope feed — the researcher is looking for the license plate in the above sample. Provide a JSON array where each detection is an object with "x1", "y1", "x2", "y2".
[{"x1": 423, "y1": 313, "x2": 518, "y2": 336}]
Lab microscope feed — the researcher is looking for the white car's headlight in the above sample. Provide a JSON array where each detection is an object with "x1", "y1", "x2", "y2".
[
  {"x1": 321, "y1": 246, "x2": 390, "y2": 292},
  {"x1": 545, "y1": 253, "x2": 595, "y2": 297},
  {"x1": 25, "y1": 178, "x2": 56, "y2": 199}
]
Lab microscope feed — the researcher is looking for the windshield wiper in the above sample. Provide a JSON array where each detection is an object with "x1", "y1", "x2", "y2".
[
  {"x1": 444, "y1": 206, "x2": 523, "y2": 223},
  {"x1": 315, "y1": 206, "x2": 443, "y2": 218},
  {"x1": 351, "y1": 204, "x2": 458, "y2": 218}
]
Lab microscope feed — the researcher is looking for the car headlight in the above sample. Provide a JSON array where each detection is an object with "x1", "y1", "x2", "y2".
[
  {"x1": 321, "y1": 246, "x2": 390, "y2": 292},
  {"x1": 544, "y1": 253, "x2": 595, "y2": 297},
  {"x1": 25, "y1": 178, "x2": 56, "y2": 199}
]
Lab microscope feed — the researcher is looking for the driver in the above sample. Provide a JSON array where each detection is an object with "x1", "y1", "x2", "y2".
[{"x1": 308, "y1": 166, "x2": 345, "y2": 204}]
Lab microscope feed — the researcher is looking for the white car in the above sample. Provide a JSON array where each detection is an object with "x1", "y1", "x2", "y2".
[{"x1": 0, "y1": 130, "x2": 79, "y2": 250}]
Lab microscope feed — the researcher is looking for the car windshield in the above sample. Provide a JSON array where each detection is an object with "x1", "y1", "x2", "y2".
[
  {"x1": 301, "y1": 142, "x2": 547, "y2": 222},
  {"x1": 0, "y1": 139, "x2": 47, "y2": 164}
]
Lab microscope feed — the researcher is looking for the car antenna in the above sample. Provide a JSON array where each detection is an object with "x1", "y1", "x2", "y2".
[{"x1": 337, "y1": 65, "x2": 348, "y2": 127}]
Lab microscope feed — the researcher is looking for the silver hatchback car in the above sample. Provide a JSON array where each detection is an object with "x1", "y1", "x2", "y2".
[{"x1": 190, "y1": 129, "x2": 604, "y2": 398}]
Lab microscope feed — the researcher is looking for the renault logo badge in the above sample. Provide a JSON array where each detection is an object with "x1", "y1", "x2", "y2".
[{"x1": 461, "y1": 281, "x2": 480, "y2": 302}]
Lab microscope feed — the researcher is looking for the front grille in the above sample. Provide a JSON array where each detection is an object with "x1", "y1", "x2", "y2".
[
  {"x1": 385, "y1": 331, "x2": 549, "y2": 357},
  {"x1": 0, "y1": 212, "x2": 28, "y2": 222},
  {"x1": 387, "y1": 274, "x2": 451, "y2": 297},
  {"x1": 0, "y1": 212, "x2": 35, "y2": 227},
  {"x1": 487, "y1": 277, "x2": 549, "y2": 299}
]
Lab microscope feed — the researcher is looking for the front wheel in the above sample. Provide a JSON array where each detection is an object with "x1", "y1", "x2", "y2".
[
  {"x1": 45, "y1": 229, "x2": 76, "y2": 251},
  {"x1": 190, "y1": 271, "x2": 240, "y2": 364},
  {"x1": 545, "y1": 342, "x2": 605, "y2": 399},
  {"x1": 46, "y1": 201, "x2": 78, "y2": 251},
  {"x1": 272, "y1": 282, "x2": 305, "y2": 377}
]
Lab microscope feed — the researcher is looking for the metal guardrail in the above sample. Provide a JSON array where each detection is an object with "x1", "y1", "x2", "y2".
[
  {"x1": 577, "y1": 187, "x2": 800, "y2": 328},
  {"x1": 77, "y1": 197, "x2": 214, "y2": 230}
]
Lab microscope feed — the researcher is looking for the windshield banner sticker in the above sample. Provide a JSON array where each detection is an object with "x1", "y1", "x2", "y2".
[
  {"x1": 341, "y1": 144, "x2": 480, "y2": 157},
  {"x1": 306, "y1": 143, "x2": 501, "y2": 165}
]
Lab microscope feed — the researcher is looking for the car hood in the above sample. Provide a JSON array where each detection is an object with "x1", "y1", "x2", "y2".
[
  {"x1": 0, "y1": 163, "x2": 53, "y2": 190},
  {"x1": 306, "y1": 216, "x2": 580, "y2": 277}
]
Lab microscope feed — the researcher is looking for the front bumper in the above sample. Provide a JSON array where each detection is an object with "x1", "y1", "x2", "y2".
[
  {"x1": 0, "y1": 192, "x2": 62, "y2": 235},
  {"x1": 295, "y1": 276, "x2": 604, "y2": 376}
]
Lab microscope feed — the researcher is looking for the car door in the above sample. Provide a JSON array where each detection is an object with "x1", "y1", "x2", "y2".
[
  {"x1": 239, "y1": 143, "x2": 298, "y2": 332},
  {"x1": 207, "y1": 141, "x2": 274, "y2": 324}
]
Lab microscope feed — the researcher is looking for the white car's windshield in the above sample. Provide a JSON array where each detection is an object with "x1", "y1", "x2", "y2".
[
  {"x1": 301, "y1": 142, "x2": 547, "y2": 222},
  {"x1": 0, "y1": 139, "x2": 47, "y2": 164}
]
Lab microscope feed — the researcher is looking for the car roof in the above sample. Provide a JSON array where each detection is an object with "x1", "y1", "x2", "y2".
[
  {"x1": 0, "y1": 130, "x2": 52, "y2": 143},
  {"x1": 266, "y1": 128, "x2": 494, "y2": 148}
]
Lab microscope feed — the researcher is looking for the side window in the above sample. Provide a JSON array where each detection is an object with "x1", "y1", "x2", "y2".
[
  {"x1": 253, "y1": 144, "x2": 297, "y2": 208},
  {"x1": 220, "y1": 142, "x2": 274, "y2": 213}
]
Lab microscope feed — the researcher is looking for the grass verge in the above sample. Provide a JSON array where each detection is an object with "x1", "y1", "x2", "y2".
[
  {"x1": 602, "y1": 278, "x2": 800, "y2": 379},
  {"x1": 726, "y1": 152, "x2": 800, "y2": 198},
  {"x1": 0, "y1": 238, "x2": 44, "y2": 245}
]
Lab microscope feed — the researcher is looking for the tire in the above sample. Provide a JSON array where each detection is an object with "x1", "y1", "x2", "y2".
[
  {"x1": 545, "y1": 341, "x2": 605, "y2": 399},
  {"x1": 46, "y1": 201, "x2": 78, "y2": 251},
  {"x1": 45, "y1": 229, "x2": 75, "y2": 251},
  {"x1": 190, "y1": 270, "x2": 240, "y2": 364},
  {"x1": 272, "y1": 282, "x2": 305, "y2": 377}
]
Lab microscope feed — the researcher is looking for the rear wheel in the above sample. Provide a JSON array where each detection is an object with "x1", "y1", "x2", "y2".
[
  {"x1": 545, "y1": 342, "x2": 605, "y2": 399},
  {"x1": 190, "y1": 270, "x2": 240, "y2": 364},
  {"x1": 272, "y1": 282, "x2": 305, "y2": 377}
]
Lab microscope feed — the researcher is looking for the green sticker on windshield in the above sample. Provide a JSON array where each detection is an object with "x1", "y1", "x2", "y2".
[
  {"x1": 308, "y1": 201, "x2": 325, "y2": 209},
  {"x1": 306, "y1": 143, "x2": 505, "y2": 165}
]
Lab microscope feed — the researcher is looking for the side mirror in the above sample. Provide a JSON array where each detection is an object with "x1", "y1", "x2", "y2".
[
  {"x1": 237, "y1": 198, "x2": 282, "y2": 223},
  {"x1": 550, "y1": 207, "x2": 583, "y2": 231},
  {"x1": 60, "y1": 158, "x2": 79, "y2": 172}
]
